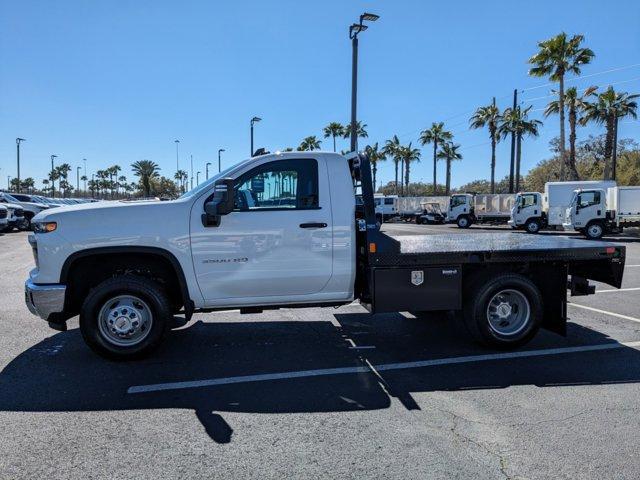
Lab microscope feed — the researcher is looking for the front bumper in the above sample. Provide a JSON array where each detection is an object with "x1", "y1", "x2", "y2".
[{"x1": 25, "y1": 279, "x2": 66, "y2": 321}]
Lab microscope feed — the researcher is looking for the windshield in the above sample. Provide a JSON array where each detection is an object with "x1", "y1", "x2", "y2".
[
  {"x1": 569, "y1": 191, "x2": 578, "y2": 207},
  {"x1": 178, "y1": 163, "x2": 242, "y2": 200}
]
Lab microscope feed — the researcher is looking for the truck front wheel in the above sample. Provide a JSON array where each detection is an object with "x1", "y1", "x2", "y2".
[
  {"x1": 464, "y1": 273, "x2": 542, "y2": 349},
  {"x1": 457, "y1": 215, "x2": 471, "y2": 229},
  {"x1": 80, "y1": 276, "x2": 172, "y2": 360},
  {"x1": 525, "y1": 219, "x2": 541, "y2": 234},
  {"x1": 585, "y1": 221, "x2": 604, "y2": 240}
]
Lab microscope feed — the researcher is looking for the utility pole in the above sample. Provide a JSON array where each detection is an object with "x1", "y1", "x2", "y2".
[
  {"x1": 509, "y1": 89, "x2": 517, "y2": 193},
  {"x1": 349, "y1": 13, "x2": 379, "y2": 153},
  {"x1": 218, "y1": 148, "x2": 225, "y2": 173},
  {"x1": 50, "y1": 154, "x2": 58, "y2": 198},
  {"x1": 16, "y1": 138, "x2": 26, "y2": 192}
]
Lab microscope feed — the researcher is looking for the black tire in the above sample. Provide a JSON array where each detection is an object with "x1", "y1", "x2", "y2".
[
  {"x1": 80, "y1": 276, "x2": 172, "y2": 360},
  {"x1": 23, "y1": 212, "x2": 34, "y2": 230},
  {"x1": 463, "y1": 273, "x2": 542, "y2": 350},
  {"x1": 416, "y1": 217, "x2": 423, "y2": 225},
  {"x1": 525, "y1": 218, "x2": 541, "y2": 234},
  {"x1": 456, "y1": 215, "x2": 471, "y2": 229},
  {"x1": 584, "y1": 221, "x2": 604, "y2": 240}
]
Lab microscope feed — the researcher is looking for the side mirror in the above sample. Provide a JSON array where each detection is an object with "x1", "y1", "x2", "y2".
[{"x1": 202, "y1": 178, "x2": 235, "y2": 227}]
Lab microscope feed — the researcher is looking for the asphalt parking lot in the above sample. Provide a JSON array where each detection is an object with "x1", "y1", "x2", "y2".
[{"x1": 1, "y1": 225, "x2": 640, "y2": 479}]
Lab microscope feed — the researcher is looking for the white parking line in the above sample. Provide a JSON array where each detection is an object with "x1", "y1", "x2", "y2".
[
  {"x1": 627, "y1": 265, "x2": 640, "y2": 268},
  {"x1": 127, "y1": 340, "x2": 640, "y2": 394},
  {"x1": 596, "y1": 287, "x2": 640, "y2": 293},
  {"x1": 569, "y1": 303, "x2": 640, "y2": 324}
]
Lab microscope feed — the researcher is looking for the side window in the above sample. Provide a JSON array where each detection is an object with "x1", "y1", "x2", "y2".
[
  {"x1": 450, "y1": 196, "x2": 465, "y2": 208},
  {"x1": 578, "y1": 191, "x2": 600, "y2": 208},
  {"x1": 522, "y1": 194, "x2": 537, "y2": 207},
  {"x1": 233, "y1": 159, "x2": 319, "y2": 211},
  {"x1": 384, "y1": 198, "x2": 394, "y2": 205}
]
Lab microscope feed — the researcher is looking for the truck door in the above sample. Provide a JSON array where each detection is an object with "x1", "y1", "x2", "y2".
[
  {"x1": 448, "y1": 195, "x2": 468, "y2": 220},
  {"x1": 573, "y1": 190, "x2": 604, "y2": 228},
  {"x1": 190, "y1": 157, "x2": 333, "y2": 304},
  {"x1": 516, "y1": 193, "x2": 539, "y2": 224}
]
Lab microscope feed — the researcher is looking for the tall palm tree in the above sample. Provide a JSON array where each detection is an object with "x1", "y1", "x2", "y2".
[
  {"x1": 400, "y1": 143, "x2": 421, "y2": 194},
  {"x1": 528, "y1": 32, "x2": 595, "y2": 180},
  {"x1": 342, "y1": 121, "x2": 368, "y2": 147},
  {"x1": 545, "y1": 85, "x2": 597, "y2": 179},
  {"x1": 297, "y1": 136, "x2": 322, "y2": 151},
  {"x1": 323, "y1": 122, "x2": 344, "y2": 152},
  {"x1": 419, "y1": 122, "x2": 452, "y2": 195},
  {"x1": 469, "y1": 104, "x2": 501, "y2": 193},
  {"x1": 175, "y1": 169, "x2": 188, "y2": 193},
  {"x1": 365, "y1": 142, "x2": 386, "y2": 192},
  {"x1": 498, "y1": 106, "x2": 542, "y2": 191},
  {"x1": 436, "y1": 142, "x2": 462, "y2": 196},
  {"x1": 382, "y1": 135, "x2": 401, "y2": 194},
  {"x1": 132, "y1": 160, "x2": 160, "y2": 197},
  {"x1": 581, "y1": 86, "x2": 639, "y2": 180}
]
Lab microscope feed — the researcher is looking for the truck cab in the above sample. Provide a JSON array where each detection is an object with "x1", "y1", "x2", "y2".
[
  {"x1": 447, "y1": 193, "x2": 474, "y2": 228},
  {"x1": 374, "y1": 195, "x2": 397, "y2": 222},
  {"x1": 564, "y1": 188, "x2": 608, "y2": 239},
  {"x1": 508, "y1": 192, "x2": 545, "y2": 233}
]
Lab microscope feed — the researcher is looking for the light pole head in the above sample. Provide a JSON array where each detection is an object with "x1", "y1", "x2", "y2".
[
  {"x1": 251, "y1": 116, "x2": 262, "y2": 125},
  {"x1": 16, "y1": 137, "x2": 26, "y2": 144},
  {"x1": 206, "y1": 162, "x2": 212, "y2": 167},
  {"x1": 175, "y1": 139, "x2": 180, "y2": 144},
  {"x1": 218, "y1": 148, "x2": 226, "y2": 154},
  {"x1": 360, "y1": 12, "x2": 379, "y2": 22},
  {"x1": 51, "y1": 154, "x2": 58, "y2": 160}
]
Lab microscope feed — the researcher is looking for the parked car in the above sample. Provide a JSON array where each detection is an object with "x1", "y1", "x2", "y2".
[
  {"x1": 0, "y1": 192, "x2": 49, "y2": 229},
  {"x1": 0, "y1": 205, "x2": 8, "y2": 231},
  {"x1": 24, "y1": 151, "x2": 625, "y2": 360},
  {"x1": 1, "y1": 201, "x2": 27, "y2": 231}
]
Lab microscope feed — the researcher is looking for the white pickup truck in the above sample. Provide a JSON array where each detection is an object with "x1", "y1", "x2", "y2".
[{"x1": 25, "y1": 151, "x2": 626, "y2": 359}]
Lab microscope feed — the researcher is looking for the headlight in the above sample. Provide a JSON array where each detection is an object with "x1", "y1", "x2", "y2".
[{"x1": 33, "y1": 221, "x2": 57, "y2": 233}]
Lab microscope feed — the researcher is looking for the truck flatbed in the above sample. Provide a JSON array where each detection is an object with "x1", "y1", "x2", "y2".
[{"x1": 375, "y1": 232, "x2": 624, "y2": 266}]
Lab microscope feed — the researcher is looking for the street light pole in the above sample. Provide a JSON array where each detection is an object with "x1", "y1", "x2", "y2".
[
  {"x1": 174, "y1": 139, "x2": 180, "y2": 178},
  {"x1": 206, "y1": 162, "x2": 212, "y2": 180},
  {"x1": 50, "y1": 155, "x2": 58, "y2": 198},
  {"x1": 83, "y1": 158, "x2": 87, "y2": 196},
  {"x1": 76, "y1": 166, "x2": 81, "y2": 196},
  {"x1": 349, "y1": 13, "x2": 378, "y2": 153},
  {"x1": 190, "y1": 154, "x2": 194, "y2": 190},
  {"x1": 196, "y1": 171, "x2": 201, "y2": 185},
  {"x1": 16, "y1": 138, "x2": 26, "y2": 192},
  {"x1": 7, "y1": 176, "x2": 11, "y2": 191},
  {"x1": 250, "y1": 117, "x2": 261, "y2": 156},
  {"x1": 218, "y1": 148, "x2": 225, "y2": 173}
]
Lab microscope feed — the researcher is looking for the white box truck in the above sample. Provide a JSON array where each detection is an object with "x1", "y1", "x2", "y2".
[
  {"x1": 564, "y1": 185, "x2": 640, "y2": 239},
  {"x1": 545, "y1": 180, "x2": 616, "y2": 227}
]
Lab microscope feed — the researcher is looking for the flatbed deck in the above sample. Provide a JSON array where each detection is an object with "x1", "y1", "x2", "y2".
[{"x1": 373, "y1": 232, "x2": 625, "y2": 267}]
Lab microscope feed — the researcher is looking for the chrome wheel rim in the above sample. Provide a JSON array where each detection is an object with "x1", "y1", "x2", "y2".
[
  {"x1": 98, "y1": 295, "x2": 153, "y2": 347},
  {"x1": 486, "y1": 289, "x2": 530, "y2": 336},
  {"x1": 527, "y1": 221, "x2": 538, "y2": 232},
  {"x1": 588, "y1": 224, "x2": 602, "y2": 237},
  {"x1": 459, "y1": 218, "x2": 468, "y2": 227}
]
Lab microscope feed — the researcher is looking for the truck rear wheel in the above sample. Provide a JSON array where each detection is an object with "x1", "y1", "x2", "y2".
[
  {"x1": 464, "y1": 273, "x2": 542, "y2": 349},
  {"x1": 80, "y1": 276, "x2": 172, "y2": 360},
  {"x1": 525, "y1": 219, "x2": 541, "y2": 234},
  {"x1": 457, "y1": 215, "x2": 471, "y2": 229},
  {"x1": 585, "y1": 221, "x2": 604, "y2": 240}
]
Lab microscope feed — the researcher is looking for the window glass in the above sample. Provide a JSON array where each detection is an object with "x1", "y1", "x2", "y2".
[
  {"x1": 12, "y1": 194, "x2": 31, "y2": 202},
  {"x1": 450, "y1": 195, "x2": 466, "y2": 208},
  {"x1": 521, "y1": 194, "x2": 537, "y2": 207},
  {"x1": 374, "y1": 198, "x2": 381, "y2": 206},
  {"x1": 384, "y1": 198, "x2": 394, "y2": 205},
  {"x1": 578, "y1": 191, "x2": 600, "y2": 208},
  {"x1": 233, "y1": 159, "x2": 318, "y2": 211}
]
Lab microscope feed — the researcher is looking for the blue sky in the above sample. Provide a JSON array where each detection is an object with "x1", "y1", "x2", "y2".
[{"x1": 1, "y1": 0, "x2": 639, "y2": 190}]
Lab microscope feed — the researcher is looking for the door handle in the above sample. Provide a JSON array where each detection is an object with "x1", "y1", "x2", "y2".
[{"x1": 299, "y1": 222, "x2": 327, "y2": 229}]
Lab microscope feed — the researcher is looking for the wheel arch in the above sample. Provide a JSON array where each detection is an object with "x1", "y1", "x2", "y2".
[{"x1": 61, "y1": 246, "x2": 194, "y2": 320}]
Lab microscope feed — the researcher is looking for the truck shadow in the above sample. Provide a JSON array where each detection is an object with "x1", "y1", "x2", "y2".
[{"x1": 1, "y1": 312, "x2": 639, "y2": 443}]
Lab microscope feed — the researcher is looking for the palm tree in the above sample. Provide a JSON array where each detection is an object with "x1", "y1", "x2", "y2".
[
  {"x1": 436, "y1": 142, "x2": 462, "y2": 195},
  {"x1": 469, "y1": 103, "x2": 501, "y2": 193},
  {"x1": 382, "y1": 135, "x2": 401, "y2": 194},
  {"x1": 323, "y1": 122, "x2": 344, "y2": 152},
  {"x1": 528, "y1": 32, "x2": 595, "y2": 180},
  {"x1": 342, "y1": 121, "x2": 368, "y2": 148},
  {"x1": 42, "y1": 179, "x2": 50, "y2": 195},
  {"x1": 297, "y1": 136, "x2": 322, "y2": 151},
  {"x1": 419, "y1": 122, "x2": 452, "y2": 195},
  {"x1": 498, "y1": 106, "x2": 542, "y2": 191},
  {"x1": 175, "y1": 169, "x2": 188, "y2": 193},
  {"x1": 581, "y1": 86, "x2": 639, "y2": 179},
  {"x1": 365, "y1": 142, "x2": 386, "y2": 192},
  {"x1": 545, "y1": 85, "x2": 597, "y2": 179},
  {"x1": 132, "y1": 160, "x2": 160, "y2": 197},
  {"x1": 400, "y1": 143, "x2": 421, "y2": 194}
]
